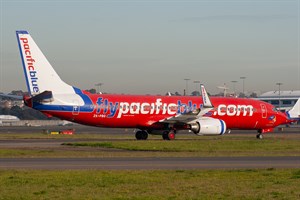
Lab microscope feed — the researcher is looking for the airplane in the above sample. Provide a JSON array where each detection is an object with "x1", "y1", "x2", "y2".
[{"x1": 15, "y1": 30, "x2": 300, "y2": 140}]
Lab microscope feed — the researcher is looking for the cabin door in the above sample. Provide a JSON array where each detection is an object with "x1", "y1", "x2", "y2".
[
  {"x1": 260, "y1": 104, "x2": 267, "y2": 119},
  {"x1": 72, "y1": 100, "x2": 80, "y2": 115}
]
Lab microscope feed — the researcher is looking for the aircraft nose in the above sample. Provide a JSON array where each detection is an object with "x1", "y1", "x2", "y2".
[{"x1": 277, "y1": 112, "x2": 291, "y2": 125}]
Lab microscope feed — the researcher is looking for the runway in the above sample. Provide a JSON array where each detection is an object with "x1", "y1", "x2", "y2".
[
  {"x1": 0, "y1": 157, "x2": 299, "y2": 170},
  {"x1": 0, "y1": 124, "x2": 299, "y2": 135},
  {"x1": 1, "y1": 125, "x2": 300, "y2": 170}
]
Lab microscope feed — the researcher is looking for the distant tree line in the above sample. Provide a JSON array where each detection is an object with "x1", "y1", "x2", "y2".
[
  {"x1": 0, "y1": 106, "x2": 50, "y2": 120},
  {"x1": 1, "y1": 90, "x2": 52, "y2": 120}
]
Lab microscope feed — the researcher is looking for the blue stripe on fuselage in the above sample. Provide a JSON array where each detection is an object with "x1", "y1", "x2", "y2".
[
  {"x1": 32, "y1": 88, "x2": 94, "y2": 112},
  {"x1": 73, "y1": 87, "x2": 93, "y2": 110}
]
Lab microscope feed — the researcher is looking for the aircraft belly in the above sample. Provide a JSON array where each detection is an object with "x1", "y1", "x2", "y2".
[{"x1": 218, "y1": 116, "x2": 257, "y2": 129}]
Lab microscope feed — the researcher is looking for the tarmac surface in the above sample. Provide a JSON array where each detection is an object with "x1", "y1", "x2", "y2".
[
  {"x1": 0, "y1": 124, "x2": 299, "y2": 134},
  {"x1": 0, "y1": 124, "x2": 299, "y2": 170},
  {"x1": 0, "y1": 157, "x2": 299, "y2": 170}
]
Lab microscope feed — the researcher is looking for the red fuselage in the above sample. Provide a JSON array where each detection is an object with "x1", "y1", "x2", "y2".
[{"x1": 35, "y1": 93, "x2": 289, "y2": 132}]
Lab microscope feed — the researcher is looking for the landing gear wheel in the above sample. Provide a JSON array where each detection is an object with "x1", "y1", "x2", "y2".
[
  {"x1": 256, "y1": 134, "x2": 263, "y2": 139},
  {"x1": 162, "y1": 131, "x2": 169, "y2": 140},
  {"x1": 135, "y1": 131, "x2": 148, "y2": 140},
  {"x1": 141, "y1": 131, "x2": 148, "y2": 140},
  {"x1": 168, "y1": 132, "x2": 176, "y2": 140},
  {"x1": 162, "y1": 131, "x2": 176, "y2": 140}
]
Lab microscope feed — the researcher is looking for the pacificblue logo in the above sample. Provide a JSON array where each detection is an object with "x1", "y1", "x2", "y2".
[{"x1": 20, "y1": 37, "x2": 39, "y2": 93}]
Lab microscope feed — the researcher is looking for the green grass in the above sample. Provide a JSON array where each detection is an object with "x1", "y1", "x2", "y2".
[
  {"x1": 62, "y1": 136, "x2": 300, "y2": 157},
  {"x1": 1, "y1": 133, "x2": 300, "y2": 157},
  {"x1": 0, "y1": 169, "x2": 299, "y2": 200}
]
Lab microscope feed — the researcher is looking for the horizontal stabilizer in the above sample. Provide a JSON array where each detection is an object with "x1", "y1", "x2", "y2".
[{"x1": 31, "y1": 91, "x2": 53, "y2": 103}]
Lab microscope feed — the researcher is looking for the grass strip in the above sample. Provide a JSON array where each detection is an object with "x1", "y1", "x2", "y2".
[
  {"x1": 63, "y1": 138, "x2": 300, "y2": 156},
  {"x1": 0, "y1": 169, "x2": 299, "y2": 200}
]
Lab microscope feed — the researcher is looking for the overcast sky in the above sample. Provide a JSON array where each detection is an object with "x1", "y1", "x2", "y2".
[{"x1": 0, "y1": 0, "x2": 299, "y2": 95}]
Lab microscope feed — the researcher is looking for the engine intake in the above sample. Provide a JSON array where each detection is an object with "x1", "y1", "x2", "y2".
[{"x1": 190, "y1": 118, "x2": 226, "y2": 135}]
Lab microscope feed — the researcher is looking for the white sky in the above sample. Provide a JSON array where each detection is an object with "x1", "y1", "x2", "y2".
[{"x1": 0, "y1": 0, "x2": 299, "y2": 95}]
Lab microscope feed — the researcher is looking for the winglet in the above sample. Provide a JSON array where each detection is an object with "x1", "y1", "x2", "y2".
[
  {"x1": 200, "y1": 84, "x2": 213, "y2": 108},
  {"x1": 287, "y1": 98, "x2": 300, "y2": 119}
]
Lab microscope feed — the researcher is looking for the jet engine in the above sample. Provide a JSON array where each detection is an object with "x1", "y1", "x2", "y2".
[{"x1": 190, "y1": 118, "x2": 226, "y2": 135}]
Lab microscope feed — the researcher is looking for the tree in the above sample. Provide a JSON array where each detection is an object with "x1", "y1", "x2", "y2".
[
  {"x1": 174, "y1": 92, "x2": 181, "y2": 96},
  {"x1": 10, "y1": 105, "x2": 23, "y2": 118},
  {"x1": 191, "y1": 91, "x2": 200, "y2": 96},
  {"x1": 85, "y1": 88, "x2": 96, "y2": 94},
  {"x1": 238, "y1": 92, "x2": 246, "y2": 98}
]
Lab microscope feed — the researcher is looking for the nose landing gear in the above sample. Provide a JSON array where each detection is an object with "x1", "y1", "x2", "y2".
[
  {"x1": 256, "y1": 133, "x2": 263, "y2": 139},
  {"x1": 256, "y1": 128, "x2": 274, "y2": 139}
]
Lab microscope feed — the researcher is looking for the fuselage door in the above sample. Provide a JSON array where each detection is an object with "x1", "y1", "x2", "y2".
[
  {"x1": 72, "y1": 100, "x2": 80, "y2": 115},
  {"x1": 260, "y1": 104, "x2": 267, "y2": 119}
]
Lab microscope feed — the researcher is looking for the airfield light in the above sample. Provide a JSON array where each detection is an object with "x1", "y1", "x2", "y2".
[
  {"x1": 95, "y1": 83, "x2": 103, "y2": 94},
  {"x1": 184, "y1": 78, "x2": 190, "y2": 96},
  {"x1": 240, "y1": 77, "x2": 246, "y2": 97},
  {"x1": 193, "y1": 80, "x2": 201, "y2": 95},
  {"x1": 231, "y1": 80, "x2": 237, "y2": 96},
  {"x1": 276, "y1": 82, "x2": 283, "y2": 110}
]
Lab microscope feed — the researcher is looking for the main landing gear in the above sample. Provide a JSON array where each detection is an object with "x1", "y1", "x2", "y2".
[
  {"x1": 135, "y1": 129, "x2": 177, "y2": 140},
  {"x1": 162, "y1": 130, "x2": 176, "y2": 140},
  {"x1": 135, "y1": 130, "x2": 148, "y2": 140}
]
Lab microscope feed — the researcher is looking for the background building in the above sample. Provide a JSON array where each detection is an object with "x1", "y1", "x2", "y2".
[{"x1": 258, "y1": 90, "x2": 300, "y2": 111}]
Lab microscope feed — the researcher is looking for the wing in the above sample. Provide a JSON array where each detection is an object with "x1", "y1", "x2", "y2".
[{"x1": 159, "y1": 84, "x2": 214, "y2": 124}]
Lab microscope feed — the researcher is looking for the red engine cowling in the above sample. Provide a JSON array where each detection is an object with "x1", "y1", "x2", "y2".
[{"x1": 190, "y1": 118, "x2": 226, "y2": 135}]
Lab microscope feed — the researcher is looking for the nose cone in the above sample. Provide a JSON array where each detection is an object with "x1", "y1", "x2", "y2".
[{"x1": 276, "y1": 111, "x2": 291, "y2": 126}]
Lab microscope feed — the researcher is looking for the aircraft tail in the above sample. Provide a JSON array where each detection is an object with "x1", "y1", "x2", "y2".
[
  {"x1": 287, "y1": 98, "x2": 300, "y2": 119},
  {"x1": 16, "y1": 30, "x2": 75, "y2": 96}
]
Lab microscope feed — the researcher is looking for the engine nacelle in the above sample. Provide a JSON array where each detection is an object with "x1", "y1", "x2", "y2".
[{"x1": 190, "y1": 118, "x2": 226, "y2": 135}]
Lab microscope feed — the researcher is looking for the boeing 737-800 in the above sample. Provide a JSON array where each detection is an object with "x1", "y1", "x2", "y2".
[{"x1": 16, "y1": 30, "x2": 300, "y2": 140}]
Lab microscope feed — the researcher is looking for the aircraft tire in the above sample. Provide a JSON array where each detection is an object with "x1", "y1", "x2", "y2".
[
  {"x1": 141, "y1": 131, "x2": 148, "y2": 140},
  {"x1": 162, "y1": 131, "x2": 176, "y2": 140},
  {"x1": 168, "y1": 132, "x2": 176, "y2": 140},
  {"x1": 136, "y1": 130, "x2": 148, "y2": 140},
  {"x1": 162, "y1": 131, "x2": 169, "y2": 140},
  {"x1": 135, "y1": 131, "x2": 143, "y2": 140},
  {"x1": 256, "y1": 134, "x2": 263, "y2": 139}
]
